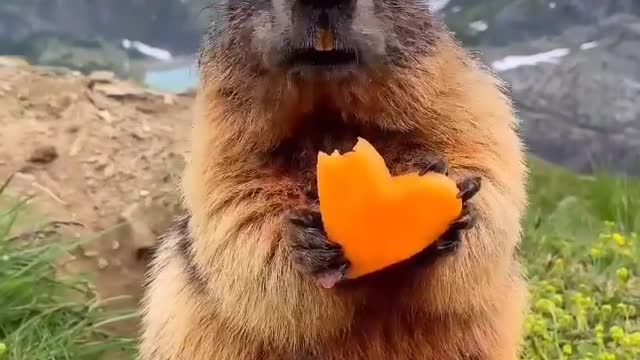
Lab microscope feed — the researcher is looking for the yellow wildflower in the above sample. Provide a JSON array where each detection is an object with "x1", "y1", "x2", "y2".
[
  {"x1": 616, "y1": 267, "x2": 630, "y2": 283},
  {"x1": 590, "y1": 246, "x2": 603, "y2": 258},
  {"x1": 612, "y1": 232, "x2": 626, "y2": 246},
  {"x1": 610, "y1": 325, "x2": 625, "y2": 343}
]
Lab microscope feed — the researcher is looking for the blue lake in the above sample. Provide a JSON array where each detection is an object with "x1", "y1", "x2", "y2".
[{"x1": 144, "y1": 64, "x2": 198, "y2": 93}]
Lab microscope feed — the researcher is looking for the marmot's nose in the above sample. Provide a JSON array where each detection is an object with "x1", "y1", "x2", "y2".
[{"x1": 297, "y1": 0, "x2": 349, "y2": 9}]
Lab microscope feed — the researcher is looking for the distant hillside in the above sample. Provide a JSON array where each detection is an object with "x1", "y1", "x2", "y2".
[
  {"x1": 0, "y1": 0, "x2": 200, "y2": 54},
  {"x1": 475, "y1": 13, "x2": 640, "y2": 176},
  {"x1": 439, "y1": 0, "x2": 640, "y2": 46},
  {"x1": 0, "y1": 0, "x2": 202, "y2": 77}
]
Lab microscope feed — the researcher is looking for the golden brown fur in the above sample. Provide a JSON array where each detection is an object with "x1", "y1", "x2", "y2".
[{"x1": 140, "y1": 25, "x2": 528, "y2": 360}]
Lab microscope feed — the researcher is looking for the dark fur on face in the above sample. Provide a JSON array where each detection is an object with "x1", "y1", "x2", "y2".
[{"x1": 200, "y1": 0, "x2": 442, "y2": 83}]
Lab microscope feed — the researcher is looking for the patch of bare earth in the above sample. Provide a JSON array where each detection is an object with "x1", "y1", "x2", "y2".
[{"x1": 0, "y1": 61, "x2": 194, "y2": 336}]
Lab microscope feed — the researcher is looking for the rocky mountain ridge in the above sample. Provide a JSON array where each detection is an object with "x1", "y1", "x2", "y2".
[
  {"x1": 479, "y1": 14, "x2": 640, "y2": 175},
  {"x1": 440, "y1": 0, "x2": 640, "y2": 46}
]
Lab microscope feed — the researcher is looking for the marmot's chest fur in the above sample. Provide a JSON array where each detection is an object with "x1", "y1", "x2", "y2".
[{"x1": 270, "y1": 114, "x2": 433, "y2": 185}]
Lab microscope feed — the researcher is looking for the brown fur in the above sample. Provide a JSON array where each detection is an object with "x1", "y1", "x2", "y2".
[{"x1": 139, "y1": 16, "x2": 528, "y2": 360}]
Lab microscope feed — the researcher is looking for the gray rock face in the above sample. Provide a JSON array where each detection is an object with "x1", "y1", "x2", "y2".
[
  {"x1": 441, "y1": 0, "x2": 640, "y2": 46},
  {"x1": 482, "y1": 15, "x2": 640, "y2": 175},
  {"x1": 491, "y1": 0, "x2": 640, "y2": 45}
]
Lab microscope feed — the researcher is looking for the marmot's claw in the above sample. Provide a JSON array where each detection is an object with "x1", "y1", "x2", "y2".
[
  {"x1": 434, "y1": 176, "x2": 481, "y2": 255},
  {"x1": 286, "y1": 207, "x2": 350, "y2": 288},
  {"x1": 456, "y1": 176, "x2": 481, "y2": 202},
  {"x1": 436, "y1": 206, "x2": 477, "y2": 252},
  {"x1": 419, "y1": 158, "x2": 449, "y2": 176}
]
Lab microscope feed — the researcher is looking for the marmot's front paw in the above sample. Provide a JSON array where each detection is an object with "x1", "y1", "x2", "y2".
[
  {"x1": 415, "y1": 157, "x2": 481, "y2": 257},
  {"x1": 285, "y1": 207, "x2": 350, "y2": 288},
  {"x1": 434, "y1": 176, "x2": 481, "y2": 254}
]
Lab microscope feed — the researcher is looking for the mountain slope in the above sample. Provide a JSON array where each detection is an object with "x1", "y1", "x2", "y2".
[{"x1": 440, "y1": 0, "x2": 640, "y2": 45}]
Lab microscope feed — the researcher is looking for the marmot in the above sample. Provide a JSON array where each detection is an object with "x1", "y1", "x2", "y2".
[{"x1": 140, "y1": 0, "x2": 528, "y2": 358}]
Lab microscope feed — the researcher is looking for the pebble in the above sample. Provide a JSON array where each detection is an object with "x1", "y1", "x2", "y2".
[
  {"x1": 83, "y1": 249, "x2": 99, "y2": 258},
  {"x1": 97, "y1": 258, "x2": 109, "y2": 270},
  {"x1": 28, "y1": 145, "x2": 59, "y2": 164}
]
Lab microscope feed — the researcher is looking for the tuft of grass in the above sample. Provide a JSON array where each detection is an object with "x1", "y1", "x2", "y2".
[
  {"x1": 0, "y1": 177, "x2": 136, "y2": 360},
  {"x1": 522, "y1": 158, "x2": 640, "y2": 359}
]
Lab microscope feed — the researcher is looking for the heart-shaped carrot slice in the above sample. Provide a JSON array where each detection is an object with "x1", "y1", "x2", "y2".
[{"x1": 317, "y1": 137, "x2": 463, "y2": 278}]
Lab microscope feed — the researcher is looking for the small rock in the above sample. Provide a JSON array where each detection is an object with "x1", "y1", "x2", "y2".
[
  {"x1": 69, "y1": 132, "x2": 86, "y2": 156},
  {"x1": 66, "y1": 125, "x2": 80, "y2": 133},
  {"x1": 163, "y1": 94, "x2": 176, "y2": 105},
  {"x1": 111, "y1": 240, "x2": 121, "y2": 251},
  {"x1": 139, "y1": 190, "x2": 150, "y2": 197},
  {"x1": 89, "y1": 71, "x2": 116, "y2": 83},
  {"x1": 50, "y1": 94, "x2": 72, "y2": 111},
  {"x1": 0, "y1": 83, "x2": 12, "y2": 92},
  {"x1": 83, "y1": 249, "x2": 99, "y2": 258},
  {"x1": 14, "y1": 172, "x2": 36, "y2": 182},
  {"x1": 120, "y1": 203, "x2": 157, "y2": 252},
  {"x1": 136, "y1": 103, "x2": 157, "y2": 114},
  {"x1": 179, "y1": 88, "x2": 197, "y2": 97},
  {"x1": 97, "y1": 258, "x2": 109, "y2": 270},
  {"x1": 97, "y1": 110, "x2": 113, "y2": 123},
  {"x1": 0, "y1": 56, "x2": 30, "y2": 68},
  {"x1": 142, "y1": 120, "x2": 151, "y2": 132},
  {"x1": 18, "y1": 164, "x2": 37, "y2": 174},
  {"x1": 131, "y1": 130, "x2": 149, "y2": 140},
  {"x1": 94, "y1": 82, "x2": 147, "y2": 99},
  {"x1": 103, "y1": 163, "x2": 116, "y2": 178},
  {"x1": 28, "y1": 145, "x2": 58, "y2": 164}
]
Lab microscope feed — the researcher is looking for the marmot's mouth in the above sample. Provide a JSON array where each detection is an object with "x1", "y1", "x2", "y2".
[{"x1": 286, "y1": 48, "x2": 358, "y2": 67}]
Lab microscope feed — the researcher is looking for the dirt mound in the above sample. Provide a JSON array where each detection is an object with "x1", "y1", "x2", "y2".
[{"x1": 0, "y1": 61, "x2": 194, "y2": 335}]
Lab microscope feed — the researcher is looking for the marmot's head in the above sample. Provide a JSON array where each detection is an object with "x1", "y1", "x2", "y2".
[{"x1": 201, "y1": 0, "x2": 441, "y2": 83}]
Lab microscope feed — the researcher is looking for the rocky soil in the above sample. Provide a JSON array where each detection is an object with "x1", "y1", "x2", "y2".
[{"x1": 0, "y1": 60, "x2": 193, "y2": 335}]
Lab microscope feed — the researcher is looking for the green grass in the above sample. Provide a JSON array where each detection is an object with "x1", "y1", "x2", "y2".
[
  {"x1": 0, "y1": 157, "x2": 639, "y2": 359},
  {"x1": 522, "y1": 158, "x2": 640, "y2": 359},
  {"x1": 0, "y1": 177, "x2": 136, "y2": 360}
]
